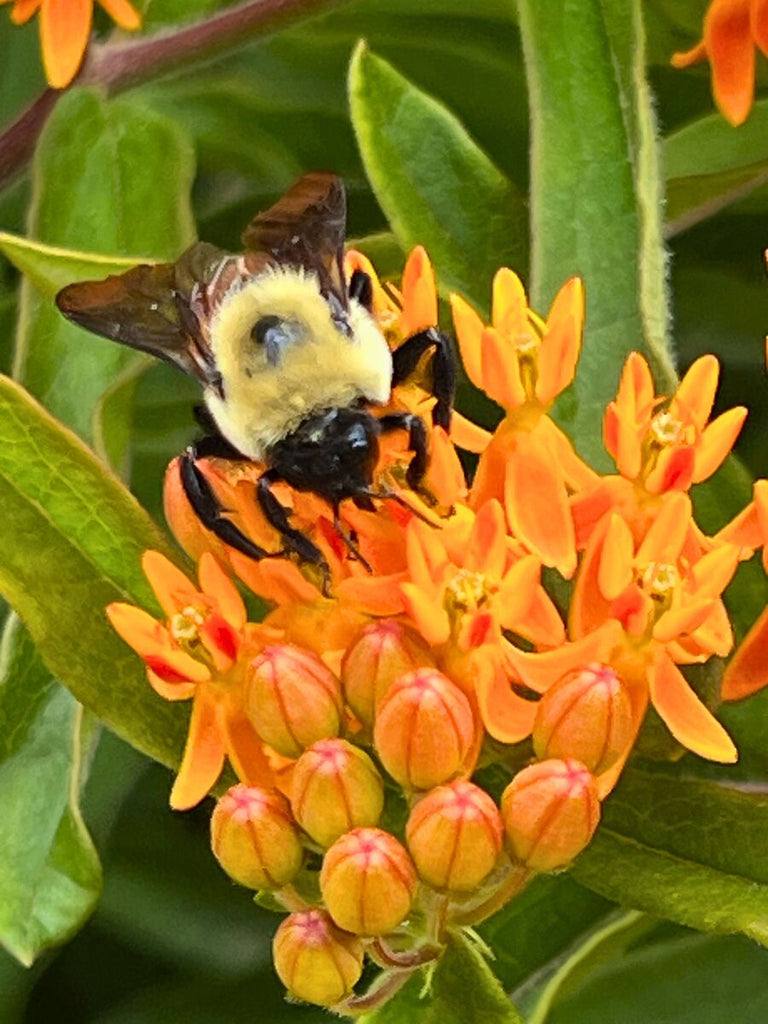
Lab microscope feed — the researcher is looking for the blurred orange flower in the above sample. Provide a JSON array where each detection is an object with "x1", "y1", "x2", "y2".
[
  {"x1": 2, "y1": 0, "x2": 140, "y2": 89},
  {"x1": 672, "y1": 0, "x2": 768, "y2": 125}
]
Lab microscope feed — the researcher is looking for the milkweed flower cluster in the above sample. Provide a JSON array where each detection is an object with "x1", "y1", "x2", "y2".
[{"x1": 108, "y1": 247, "x2": 766, "y2": 1013}]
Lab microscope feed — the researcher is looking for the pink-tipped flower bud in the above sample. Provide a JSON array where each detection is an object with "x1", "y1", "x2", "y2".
[
  {"x1": 533, "y1": 663, "x2": 635, "y2": 774},
  {"x1": 320, "y1": 827, "x2": 417, "y2": 935},
  {"x1": 341, "y1": 620, "x2": 434, "y2": 727},
  {"x1": 273, "y1": 909, "x2": 364, "y2": 1007},
  {"x1": 501, "y1": 758, "x2": 601, "y2": 872},
  {"x1": 291, "y1": 739, "x2": 384, "y2": 848},
  {"x1": 246, "y1": 644, "x2": 342, "y2": 757},
  {"x1": 210, "y1": 784, "x2": 303, "y2": 890},
  {"x1": 373, "y1": 668, "x2": 475, "y2": 790},
  {"x1": 405, "y1": 779, "x2": 503, "y2": 892}
]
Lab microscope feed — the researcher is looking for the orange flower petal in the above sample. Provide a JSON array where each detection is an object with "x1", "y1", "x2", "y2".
[
  {"x1": 198, "y1": 552, "x2": 246, "y2": 628},
  {"x1": 514, "y1": 586, "x2": 567, "y2": 648},
  {"x1": 714, "y1": 500, "x2": 762, "y2": 556},
  {"x1": 336, "y1": 572, "x2": 408, "y2": 616},
  {"x1": 230, "y1": 552, "x2": 321, "y2": 604},
  {"x1": 399, "y1": 246, "x2": 437, "y2": 336},
  {"x1": 106, "y1": 603, "x2": 211, "y2": 683},
  {"x1": 400, "y1": 582, "x2": 450, "y2": 645},
  {"x1": 598, "y1": 513, "x2": 634, "y2": 601},
  {"x1": 450, "y1": 411, "x2": 492, "y2": 454},
  {"x1": 170, "y1": 691, "x2": 227, "y2": 810},
  {"x1": 474, "y1": 648, "x2": 538, "y2": 743},
  {"x1": 636, "y1": 491, "x2": 691, "y2": 566},
  {"x1": 536, "y1": 276, "x2": 584, "y2": 405},
  {"x1": 147, "y1": 669, "x2": 196, "y2": 701},
  {"x1": 450, "y1": 293, "x2": 485, "y2": 390},
  {"x1": 495, "y1": 555, "x2": 541, "y2": 629},
  {"x1": 503, "y1": 620, "x2": 623, "y2": 694},
  {"x1": 141, "y1": 550, "x2": 195, "y2": 617},
  {"x1": 427, "y1": 425, "x2": 469, "y2": 504},
  {"x1": 645, "y1": 445, "x2": 695, "y2": 494},
  {"x1": 9, "y1": 0, "x2": 41, "y2": 24},
  {"x1": 537, "y1": 417, "x2": 599, "y2": 493},
  {"x1": 653, "y1": 599, "x2": 714, "y2": 644},
  {"x1": 671, "y1": 39, "x2": 707, "y2": 67},
  {"x1": 722, "y1": 604, "x2": 768, "y2": 700},
  {"x1": 649, "y1": 650, "x2": 737, "y2": 762},
  {"x1": 686, "y1": 543, "x2": 740, "y2": 600},
  {"x1": 491, "y1": 267, "x2": 528, "y2": 337},
  {"x1": 673, "y1": 354, "x2": 720, "y2": 431},
  {"x1": 504, "y1": 435, "x2": 576, "y2": 577},
  {"x1": 693, "y1": 406, "x2": 747, "y2": 482},
  {"x1": 221, "y1": 708, "x2": 275, "y2": 789},
  {"x1": 481, "y1": 326, "x2": 525, "y2": 409},
  {"x1": 752, "y1": 0, "x2": 768, "y2": 55},
  {"x1": 466, "y1": 499, "x2": 507, "y2": 578},
  {"x1": 40, "y1": 0, "x2": 92, "y2": 88},
  {"x1": 705, "y1": 0, "x2": 755, "y2": 125},
  {"x1": 98, "y1": 0, "x2": 140, "y2": 30}
]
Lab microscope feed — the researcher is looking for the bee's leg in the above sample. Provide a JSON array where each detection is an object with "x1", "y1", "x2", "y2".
[
  {"x1": 378, "y1": 412, "x2": 429, "y2": 491},
  {"x1": 179, "y1": 446, "x2": 272, "y2": 560},
  {"x1": 391, "y1": 327, "x2": 456, "y2": 429},
  {"x1": 255, "y1": 469, "x2": 329, "y2": 571},
  {"x1": 332, "y1": 504, "x2": 372, "y2": 572}
]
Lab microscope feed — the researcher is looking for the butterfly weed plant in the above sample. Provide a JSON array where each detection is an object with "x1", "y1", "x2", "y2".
[{"x1": 1, "y1": 1, "x2": 768, "y2": 1021}]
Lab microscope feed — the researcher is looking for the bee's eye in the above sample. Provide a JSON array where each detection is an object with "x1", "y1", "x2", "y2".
[
  {"x1": 251, "y1": 315, "x2": 283, "y2": 347},
  {"x1": 251, "y1": 315, "x2": 293, "y2": 366}
]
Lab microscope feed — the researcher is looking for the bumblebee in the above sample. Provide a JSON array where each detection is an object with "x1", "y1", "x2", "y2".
[{"x1": 56, "y1": 174, "x2": 455, "y2": 574}]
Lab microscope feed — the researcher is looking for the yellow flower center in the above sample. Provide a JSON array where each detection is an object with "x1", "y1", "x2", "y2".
[
  {"x1": 650, "y1": 411, "x2": 684, "y2": 447},
  {"x1": 641, "y1": 561, "x2": 680, "y2": 601},
  {"x1": 445, "y1": 568, "x2": 489, "y2": 614}
]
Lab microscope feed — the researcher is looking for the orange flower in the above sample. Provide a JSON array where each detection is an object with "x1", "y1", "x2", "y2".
[
  {"x1": 672, "y1": 0, "x2": 768, "y2": 126},
  {"x1": 567, "y1": 493, "x2": 739, "y2": 764},
  {"x1": 451, "y1": 272, "x2": 593, "y2": 577},
  {"x1": 715, "y1": 478, "x2": 768, "y2": 569},
  {"x1": 107, "y1": 551, "x2": 275, "y2": 810},
  {"x1": 2, "y1": 0, "x2": 141, "y2": 90},
  {"x1": 604, "y1": 352, "x2": 746, "y2": 493},
  {"x1": 399, "y1": 499, "x2": 564, "y2": 654}
]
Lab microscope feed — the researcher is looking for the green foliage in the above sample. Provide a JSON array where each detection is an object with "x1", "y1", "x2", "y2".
[
  {"x1": 361, "y1": 933, "x2": 523, "y2": 1024},
  {"x1": 572, "y1": 767, "x2": 768, "y2": 944},
  {"x1": 0, "y1": 615, "x2": 101, "y2": 966},
  {"x1": 349, "y1": 43, "x2": 528, "y2": 313}
]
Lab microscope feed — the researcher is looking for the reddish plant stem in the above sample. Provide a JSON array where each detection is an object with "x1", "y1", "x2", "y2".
[{"x1": 0, "y1": 0, "x2": 345, "y2": 190}]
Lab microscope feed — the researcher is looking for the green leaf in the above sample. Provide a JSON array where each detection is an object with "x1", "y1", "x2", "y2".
[
  {"x1": 571, "y1": 767, "x2": 768, "y2": 944},
  {"x1": 0, "y1": 614, "x2": 101, "y2": 965},
  {"x1": 517, "y1": 0, "x2": 676, "y2": 467},
  {"x1": 348, "y1": 42, "x2": 528, "y2": 314},
  {"x1": 665, "y1": 100, "x2": 768, "y2": 234},
  {"x1": 12, "y1": 86, "x2": 196, "y2": 449},
  {"x1": 0, "y1": 233, "x2": 142, "y2": 300},
  {"x1": 478, "y1": 875, "x2": 611, "y2": 991},
  {"x1": 362, "y1": 931, "x2": 523, "y2": 1023},
  {"x1": 546, "y1": 932, "x2": 768, "y2": 1024},
  {"x1": 521, "y1": 910, "x2": 654, "y2": 1024},
  {"x1": 0, "y1": 374, "x2": 188, "y2": 772}
]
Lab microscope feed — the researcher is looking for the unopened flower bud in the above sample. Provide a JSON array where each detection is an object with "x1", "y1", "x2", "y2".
[
  {"x1": 501, "y1": 758, "x2": 600, "y2": 872},
  {"x1": 246, "y1": 644, "x2": 342, "y2": 757},
  {"x1": 273, "y1": 909, "x2": 364, "y2": 1007},
  {"x1": 533, "y1": 663, "x2": 635, "y2": 774},
  {"x1": 210, "y1": 784, "x2": 302, "y2": 890},
  {"x1": 374, "y1": 668, "x2": 475, "y2": 790},
  {"x1": 405, "y1": 780, "x2": 503, "y2": 892},
  {"x1": 291, "y1": 738, "x2": 384, "y2": 848},
  {"x1": 341, "y1": 620, "x2": 433, "y2": 727},
  {"x1": 320, "y1": 827, "x2": 417, "y2": 935}
]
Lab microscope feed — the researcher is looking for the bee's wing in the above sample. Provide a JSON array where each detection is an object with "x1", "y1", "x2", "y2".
[
  {"x1": 241, "y1": 173, "x2": 348, "y2": 307},
  {"x1": 55, "y1": 242, "x2": 230, "y2": 385}
]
